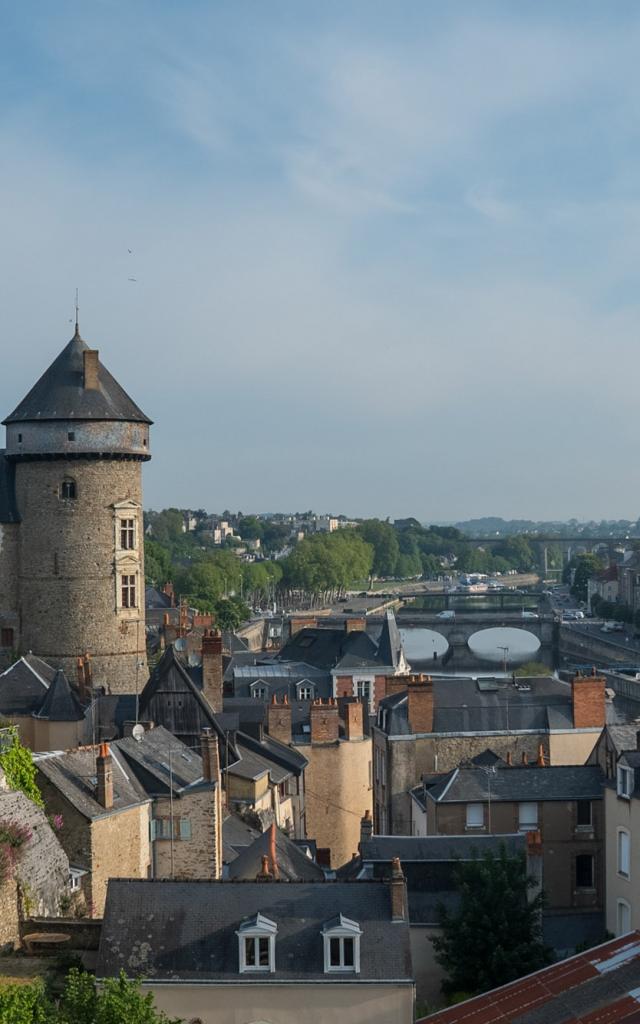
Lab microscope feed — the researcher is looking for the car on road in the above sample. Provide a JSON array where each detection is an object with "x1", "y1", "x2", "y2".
[{"x1": 436, "y1": 610, "x2": 455, "y2": 620}]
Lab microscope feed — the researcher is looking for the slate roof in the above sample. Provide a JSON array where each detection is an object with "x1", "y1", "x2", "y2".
[
  {"x1": 375, "y1": 610, "x2": 404, "y2": 671},
  {"x1": 139, "y1": 646, "x2": 240, "y2": 765},
  {"x1": 426, "y1": 764, "x2": 604, "y2": 804},
  {"x1": 231, "y1": 736, "x2": 302, "y2": 784},
  {"x1": 0, "y1": 655, "x2": 54, "y2": 716},
  {"x1": 222, "y1": 812, "x2": 262, "y2": 864},
  {"x1": 114, "y1": 726, "x2": 207, "y2": 795},
  {"x1": 227, "y1": 826, "x2": 326, "y2": 882},
  {"x1": 359, "y1": 834, "x2": 526, "y2": 863},
  {"x1": 97, "y1": 878, "x2": 413, "y2": 983},
  {"x1": 34, "y1": 668, "x2": 84, "y2": 721},
  {"x1": 0, "y1": 789, "x2": 70, "y2": 917},
  {"x1": 4, "y1": 330, "x2": 152, "y2": 424},
  {"x1": 417, "y1": 932, "x2": 640, "y2": 1024},
  {"x1": 89, "y1": 694, "x2": 138, "y2": 741},
  {"x1": 35, "y1": 744, "x2": 151, "y2": 820},
  {"x1": 277, "y1": 626, "x2": 379, "y2": 671},
  {"x1": 377, "y1": 676, "x2": 580, "y2": 736},
  {"x1": 0, "y1": 451, "x2": 19, "y2": 523}
]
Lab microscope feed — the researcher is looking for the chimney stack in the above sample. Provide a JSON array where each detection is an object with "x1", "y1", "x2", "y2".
[
  {"x1": 522, "y1": 751, "x2": 528, "y2": 765},
  {"x1": 269, "y1": 822, "x2": 280, "y2": 880},
  {"x1": 83, "y1": 349, "x2": 100, "y2": 390},
  {"x1": 310, "y1": 699, "x2": 339, "y2": 744},
  {"x1": 506, "y1": 751, "x2": 513, "y2": 767},
  {"x1": 360, "y1": 808, "x2": 373, "y2": 846},
  {"x1": 572, "y1": 670, "x2": 606, "y2": 729},
  {"x1": 201, "y1": 728, "x2": 221, "y2": 785},
  {"x1": 344, "y1": 699, "x2": 364, "y2": 741},
  {"x1": 202, "y1": 629, "x2": 224, "y2": 713},
  {"x1": 267, "y1": 695, "x2": 292, "y2": 746},
  {"x1": 96, "y1": 742, "x2": 113, "y2": 810},
  {"x1": 345, "y1": 617, "x2": 366, "y2": 634},
  {"x1": 407, "y1": 676, "x2": 434, "y2": 734},
  {"x1": 390, "y1": 857, "x2": 407, "y2": 922},
  {"x1": 536, "y1": 744, "x2": 546, "y2": 767},
  {"x1": 257, "y1": 854, "x2": 273, "y2": 882}
]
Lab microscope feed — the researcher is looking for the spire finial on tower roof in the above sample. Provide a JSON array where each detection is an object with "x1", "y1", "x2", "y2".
[{"x1": 74, "y1": 288, "x2": 80, "y2": 338}]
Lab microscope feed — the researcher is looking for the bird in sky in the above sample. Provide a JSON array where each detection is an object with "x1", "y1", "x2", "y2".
[
  {"x1": 128, "y1": 277, "x2": 137, "y2": 282},
  {"x1": 128, "y1": 248, "x2": 132, "y2": 254}
]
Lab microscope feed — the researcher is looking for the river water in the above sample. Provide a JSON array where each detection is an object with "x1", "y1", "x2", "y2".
[{"x1": 400, "y1": 625, "x2": 541, "y2": 668}]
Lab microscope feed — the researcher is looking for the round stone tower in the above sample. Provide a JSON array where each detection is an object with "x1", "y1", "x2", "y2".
[{"x1": 2, "y1": 322, "x2": 152, "y2": 693}]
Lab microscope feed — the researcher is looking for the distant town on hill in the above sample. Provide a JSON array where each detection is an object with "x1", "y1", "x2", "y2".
[{"x1": 449, "y1": 517, "x2": 640, "y2": 537}]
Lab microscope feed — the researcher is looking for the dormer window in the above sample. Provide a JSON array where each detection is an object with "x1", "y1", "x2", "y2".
[
  {"x1": 322, "y1": 914, "x2": 361, "y2": 974},
  {"x1": 237, "y1": 913, "x2": 277, "y2": 973},
  {"x1": 297, "y1": 680, "x2": 314, "y2": 701},
  {"x1": 251, "y1": 680, "x2": 267, "y2": 701}
]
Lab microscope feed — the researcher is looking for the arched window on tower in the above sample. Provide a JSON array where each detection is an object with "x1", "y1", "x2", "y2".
[{"x1": 60, "y1": 478, "x2": 77, "y2": 501}]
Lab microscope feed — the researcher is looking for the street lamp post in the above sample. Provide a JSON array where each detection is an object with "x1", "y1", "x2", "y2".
[{"x1": 498, "y1": 645, "x2": 509, "y2": 674}]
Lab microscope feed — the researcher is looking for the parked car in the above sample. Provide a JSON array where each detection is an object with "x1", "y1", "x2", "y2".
[{"x1": 436, "y1": 610, "x2": 455, "y2": 620}]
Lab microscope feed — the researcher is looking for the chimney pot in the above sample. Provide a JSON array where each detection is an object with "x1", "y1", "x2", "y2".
[
  {"x1": 96, "y1": 742, "x2": 113, "y2": 809},
  {"x1": 390, "y1": 857, "x2": 407, "y2": 922},
  {"x1": 506, "y1": 751, "x2": 513, "y2": 766},
  {"x1": 522, "y1": 751, "x2": 528, "y2": 765}
]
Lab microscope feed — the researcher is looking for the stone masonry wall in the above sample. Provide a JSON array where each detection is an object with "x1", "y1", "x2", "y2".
[
  {"x1": 90, "y1": 803, "x2": 151, "y2": 916},
  {"x1": 295, "y1": 737, "x2": 372, "y2": 868},
  {"x1": 14, "y1": 459, "x2": 146, "y2": 691},
  {"x1": 0, "y1": 522, "x2": 19, "y2": 667},
  {"x1": 0, "y1": 789, "x2": 70, "y2": 917},
  {"x1": 0, "y1": 876, "x2": 19, "y2": 952},
  {"x1": 152, "y1": 786, "x2": 221, "y2": 880}
]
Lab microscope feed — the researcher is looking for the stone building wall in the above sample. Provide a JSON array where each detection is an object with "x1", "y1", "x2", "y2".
[
  {"x1": 90, "y1": 804, "x2": 151, "y2": 916},
  {"x1": 0, "y1": 875, "x2": 19, "y2": 952},
  {"x1": 0, "y1": 522, "x2": 19, "y2": 667},
  {"x1": 0, "y1": 789, "x2": 70, "y2": 917},
  {"x1": 14, "y1": 459, "x2": 146, "y2": 692},
  {"x1": 295, "y1": 736, "x2": 373, "y2": 868},
  {"x1": 152, "y1": 785, "x2": 221, "y2": 880}
]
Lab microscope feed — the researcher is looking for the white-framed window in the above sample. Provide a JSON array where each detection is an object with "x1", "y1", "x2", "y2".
[
  {"x1": 617, "y1": 765, "x2": 634, "y2": 799},
  {"x1": 121, "y1": 573, "x2": 137, "y2": 608},
  {"x1": 617, "y1": 899, "x2": 632, "y2": 936},
  {"x1": 518, "y1": 802, "x2": 538, "y2": 831},
  {"x1": 297, "y1": 681, "x2": 314, "y2": 701},
  {"x1": 322, "y1": 914, "x2": 362, "y2": 974},
  {"x1": 618, "y1": 829, "x2": 631, "y2": 878},
  {"x1": 68, "y1": 867, "x2": 86, "y2": 893},
  {"x1": 356, "y1": 679, "x2": 371, "y2": 701},
  {"x1": 120, "y1": 518, "x2": 136, "y2": 550},
  {"x1": 251, "y1": 680, "x2": 267, "y2": 700},
  {"x1": 237, "y1": 914, "x2": 277, "y2": 974},
  {"x1": 466, "y1": 803, "x2": 484, "y2": 829}
]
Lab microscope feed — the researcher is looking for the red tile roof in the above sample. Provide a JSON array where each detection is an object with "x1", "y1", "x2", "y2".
[{"x1": 418, "y1": 933, "x2": 640, "y2": 1024}]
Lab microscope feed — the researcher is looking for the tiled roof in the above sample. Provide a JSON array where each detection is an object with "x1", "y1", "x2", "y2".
[
  {"x1": 4, "y1": 330, "x2": 151, "y2": 424},
  {"x1": 222, "y1": 812, "x2": 261, "y2": 864},
  {"x1": 418, "y1": 932, "x2": 640, "y2": 1024},
  {"x1": 427, "y1": 764, "x2": 604, "y2": 804},
  {"x1": 0, "y1": 451, "x2": 19, "y2": 523},
  {"x1": 97, "y1": 878, "x2": 413, "y2": 982}
]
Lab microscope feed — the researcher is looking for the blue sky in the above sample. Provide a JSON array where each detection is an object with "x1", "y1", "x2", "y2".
[{"x1": 1, "y1": 2, "x2": 640, "y2": 521}]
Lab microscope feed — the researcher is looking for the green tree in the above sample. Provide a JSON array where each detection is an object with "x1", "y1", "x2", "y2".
[
  {"x1": 144, "y1": 539, "x2": 173, "y2": 587},
  {"x1": 357, "y1": 520, "x2": 400, "y2": 577},
  {"x1": 570, "y1": 553, "x2": 604, "y2": 603},
  {"x1": 144, "y1": 509, "x2": 184, "y2": 546},
  {"x1": 0, "y1": 728, "x2": 43, "y2": 807},
  {"x1": 237, "y1": 515, "x2": 263, "y2": 541},
  {"x1": 433, "y1": 845, "x2": 552, "y2": 997}
]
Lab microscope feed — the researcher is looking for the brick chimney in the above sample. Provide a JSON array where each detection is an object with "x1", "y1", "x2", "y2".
[
  {"x1": 385, "y1": 675, "x2": 410, "y2": 698},
  {"x1": 344, "y1": 699, "x2": 364, "y2": 741},
  {"x1": 96, "y1": 742, "x2": 113, "y2": 810},
  {"x1": 345, "y1": 617, "x2": 366, "y2": 634},
  {"x1": 201, "y1": 728, "x2": 221, "y2": 785},
  {"x1": 407, "y1": 677, "x2": 434, "y2": 734},
  {"x1": 390, "y1": 857, "x2": 407, "y2": 922},
  {"x1": 83, "y1": 349, "x2": 100, "y2": 390},
  {"x1": 572, "y1": 669, "x2": 606, "y2": 729},
  {"x1": 267, "y1": 695, "x2": 292, "y2": 745},
  {"x1": 162, "y1": 581, "x2": 175, "y2": 607},
  {"x1": 310, "y1": 699, "x2": 339, "y2": 744},
  {"x1": 257, "y1": 854, "x2": 273, "y2": 881},
  {"x1": 269, "y1": 822, "x2": 280, "y2": 880},
  {"x1": 202, "y1": 629, "x2": 223, "y2": 713},
  {"x1": 360, "y1": 808, "x2": 373, "y2": 846}
]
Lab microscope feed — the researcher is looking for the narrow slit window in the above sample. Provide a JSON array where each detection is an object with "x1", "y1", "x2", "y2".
[{"x1": 60, "y1": 479, "x2": 77, "y2": 500}]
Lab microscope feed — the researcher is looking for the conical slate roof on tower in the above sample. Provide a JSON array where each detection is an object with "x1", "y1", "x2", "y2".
[
  {"x1": 3, "y1": 327, "x2": 152, "y2": 424},
  {"x1": 34, "y1": 667, "x2": 84, "y2": 722}
]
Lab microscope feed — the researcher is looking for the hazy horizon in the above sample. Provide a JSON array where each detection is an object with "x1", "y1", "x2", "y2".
[{"x1": 2, "y1": 2, "x2": 640, "y2": 522}]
